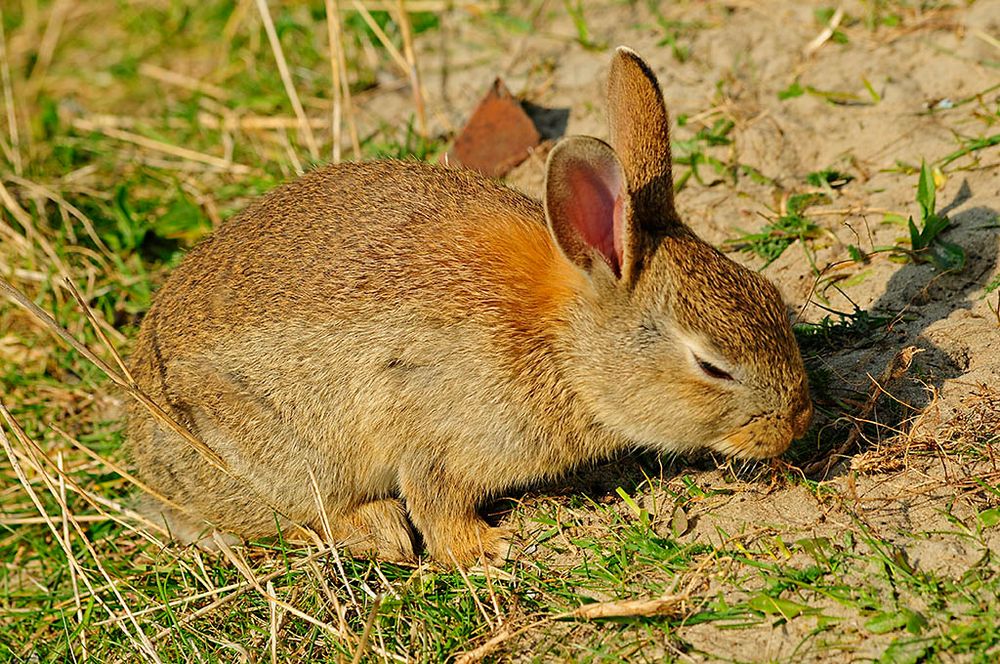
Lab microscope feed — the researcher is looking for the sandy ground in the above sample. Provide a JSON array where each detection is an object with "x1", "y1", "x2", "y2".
[{"x1": 382, "y1": 1, "x2": 1000, "y2": 659}]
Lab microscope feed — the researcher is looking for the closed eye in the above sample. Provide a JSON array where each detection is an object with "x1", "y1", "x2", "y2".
[{"x1": 697, "y1": 357, "x2": 734, "y2": 381}]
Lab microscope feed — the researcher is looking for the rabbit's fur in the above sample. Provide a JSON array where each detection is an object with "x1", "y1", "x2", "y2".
[{"x1": 128, "y1": 48, "x2": 812, "y2": 564}]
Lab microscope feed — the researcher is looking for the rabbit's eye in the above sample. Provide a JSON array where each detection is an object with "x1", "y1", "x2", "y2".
[{"x1": 697, "y1": 358, "x2": 734, "y2": 381}]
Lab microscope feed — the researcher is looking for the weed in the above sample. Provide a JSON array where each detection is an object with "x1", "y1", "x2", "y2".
[
  {"x1": 793, "y1": 305, "x2": 893, "y2": 355},
  {"x1": 672, "y1": 117, "x2": 732, "y2": 187},
  {"x1": 644, "y1": 4, "x2": 702, "y2": 63},
  {"x1": 778, "y1": 80, "x2": 805, "y2": 100},
  {"x1": 672, "y1": 117, "x2": 774, "y2": 191},
  {"x1": 342, "y1": 7, "x2": 439, "y2": 43},
  {"x1": 806, "y1": 169, "x2": 854, "y2": 189},
  {"x1": 860, "y1": 1, "x2": 903, "y2": 30},
  {"x1": 904, "y1": 161, "x2": 966, "y2": 271},
  {"x1": 363, "y1": 117, "x2": 444, "y2": 161},
  {"x1": 814, "y1": 7, "x2": 849, "y2": 43},
  {"x1": 563, "y1": 0, "x2": 604, "y2": 51},
  {"x1": 985, "y1": 275, "x2": 1000, "y2": 324},
  {"x1": 777, "y1": 78, "x2": 877, "y2": 106},
  {"x1": 938, "y1": 133, "x2": 1000, "y2": 169},
  {"x1": 725, "y1": 193, "x2": 828, "y2": 267}
]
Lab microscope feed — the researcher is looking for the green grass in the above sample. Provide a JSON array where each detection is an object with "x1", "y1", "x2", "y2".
[
  {"x1": 725, "y1": 192, "x2": 828, "y2": 268},
  {"x1": 2, "y1": 1, "x2": 999, "y2": 662},
  {"x1": 562, "y1": 0, "x2": 604, "y2": 51},
  {"x1": 671, "y1": 116, "x2": 775, "y2": 192},
  {"x1": 904, "y1": 161, "x2": 965, "y2": 271}
]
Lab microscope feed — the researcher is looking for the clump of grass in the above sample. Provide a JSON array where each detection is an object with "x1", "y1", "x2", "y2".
[
  {"x1": 672, "y1": 117, "x2": 734, "y2": 189},
  {"x1": 671, "y1": 116, "x2": 774, "y2": 191},
  {"x1": 793, "y1": 305, "x2": 893, "y2": 355},
  {"x1": 363, "y1": 117, "x2": 443, "y2": 161},
  {"x1": 725, "y1": 192, "x2": 828, "y2": 267},
  {"x1": 903, "y1": 161, "x2": 965, "y2": 271},
  {"x1": 645, "y1": 3, "x2": 703, "y2": 63},
  {"x1": 562, "y1": 0, "x2": 605, "y2": 51}
]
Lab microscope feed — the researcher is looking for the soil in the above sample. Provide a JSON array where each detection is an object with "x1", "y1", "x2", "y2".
[{"x1": 375, "y1": 0, "x2": 1000, "y2": 660}]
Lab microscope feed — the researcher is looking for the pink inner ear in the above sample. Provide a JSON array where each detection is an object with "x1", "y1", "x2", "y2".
[{"x1": 566, "y1": 165, "x2": 624, "y2": 276}]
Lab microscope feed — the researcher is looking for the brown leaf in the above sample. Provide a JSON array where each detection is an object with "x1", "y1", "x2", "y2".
[{"x1": 448, "y1": 78, "x2": 542, "y2": 178}]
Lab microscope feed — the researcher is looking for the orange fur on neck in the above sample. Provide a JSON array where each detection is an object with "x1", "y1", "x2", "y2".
[{"x1": 465, "y1": 213, "x2": 587, "y2": 341}]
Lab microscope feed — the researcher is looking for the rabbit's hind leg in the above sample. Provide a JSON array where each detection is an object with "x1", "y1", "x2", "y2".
[
  {"x1": 134, "y1": 495, "x2": 240, "y2": 552},
  {"x1": 332, "y1": 499, "x2": 416, "y2": 562},
  {"x1": 135, "y1": 358, "x2": 323, "y2": 541}
]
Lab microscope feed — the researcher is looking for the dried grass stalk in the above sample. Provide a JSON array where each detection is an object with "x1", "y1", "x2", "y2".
[
  {"x1": 0, "y1": 8, "x2": 22, "y2": 175},
  {"x1": 455, "y1": 593, "x2": 690, "y2": 663},
  {"x1": 253, "y1": 0, "x2": 320, "y2": 160},
  {"x1": 395, "y1": 0, "x2": 428, "y2": 137},
  {"x1": 71, "y1": 118, "x2": 250, "y2": 172},
  {"x1": 0, "y1": 404, "x2": 163, "y2": 663}
]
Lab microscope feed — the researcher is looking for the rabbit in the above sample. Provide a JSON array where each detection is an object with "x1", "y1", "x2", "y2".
[{"x1": 127, "y1": 47, "x2": 812, "y2": 565}]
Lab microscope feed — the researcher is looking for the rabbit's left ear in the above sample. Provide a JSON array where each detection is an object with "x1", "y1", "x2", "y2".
[
  {"x1": 606, "y1": 47, "x2": 679, "y2": 231},
  {"x1": 544, "y1": 136, "x2": 633, "y2": 279}
]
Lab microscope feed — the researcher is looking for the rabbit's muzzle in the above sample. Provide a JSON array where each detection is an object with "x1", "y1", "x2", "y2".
[{"x1": 720, "y1": 394, "x2": 813, "y2": 459}]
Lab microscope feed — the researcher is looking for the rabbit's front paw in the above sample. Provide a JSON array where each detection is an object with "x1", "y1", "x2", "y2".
[{"x1": 426, "y1": 518, "x2": 512, "y2": 567}]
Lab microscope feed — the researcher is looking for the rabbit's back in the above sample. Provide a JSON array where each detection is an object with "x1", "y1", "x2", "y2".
[
  {"x1": 137, "y1": 162, "x2": 556, "y2": 341},
  {"x1": 131, "y1": 161, "x2": 587, "y2": 428}
]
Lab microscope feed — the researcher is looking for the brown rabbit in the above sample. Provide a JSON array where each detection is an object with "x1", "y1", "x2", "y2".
[{"x1": 128, "y1": 47, "x2": 812, "y2": 565}]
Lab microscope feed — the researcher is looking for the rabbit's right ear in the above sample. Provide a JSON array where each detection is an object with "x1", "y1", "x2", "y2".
[
  {"x1": 544, "y1": 136, "x2": 632, "y2": 279},
  {"x1": 607, "y1": 47, "x2": 677, "y2": 228}
]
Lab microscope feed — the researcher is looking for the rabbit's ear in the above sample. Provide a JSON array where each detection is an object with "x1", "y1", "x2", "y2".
[
  {"x1": 607, "y1": 46, "x2": 677, "y2": 228},
  {"x1": 544, "y1": 136, "x2": 631, "y2": 278}
]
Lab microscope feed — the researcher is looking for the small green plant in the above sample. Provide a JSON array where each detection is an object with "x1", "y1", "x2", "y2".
[
  {"x1": 563, "y1": 0, "x2": 604, "y2": 51},
  {"x1": 793, "y1": 305, "x2": 892, "y2": 355},
  {"x1": 671, "y1": 114, "x2": 776, "y2": 190},
  {"x1": 646, "y1": 1, "x2": 703, "y2": 62},
  {"x1": 726, "y1": 193, "x2": 828, "y2": 266},
  {"x1": 778, "y1": 80, "x2": 805, "y2": 100},
  {"x1": 363, "y1": 117, "x2": 444, "y2": 161},
  {"x1": 778, "y1": 80, "x2": 875, "y2": 106},
  {"x1": 672, "y1": 117, "x2": 735, "y2": 189},
  {"x1": 861, "y1": 0, "x2": 902, "y2": 30},
  {"x1": 904, "y1": 161, "x2": 965, "y2": 271},
  {"x1": 655, "y1": 22, "x2": 690, "y2": 62},
  {"x1": 938, "y1": 132, "x2": 1000, "y2": 169},
  {"x1": 986, "y1": 275, "x2": 1000, "y2": 296},
  {"x1": 814, "y1": 7, "x2": 849, "y2": 43},
  {"x1": 341, "y1": 8, "x2": 440, "y2": 44},
  {"x1": 985, "y1": 274, "x2": 1000, "y2": 325}
]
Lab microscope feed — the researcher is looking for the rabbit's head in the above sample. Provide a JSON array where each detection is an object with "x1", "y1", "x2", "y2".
[{"x1": 544, "y1": 47, "x2": 812, "y2": 459}]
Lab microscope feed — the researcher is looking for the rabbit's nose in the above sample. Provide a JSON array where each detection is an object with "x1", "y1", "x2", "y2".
[{"x1": 791, "y1": 399, "x2": 813, "y2": 439}]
